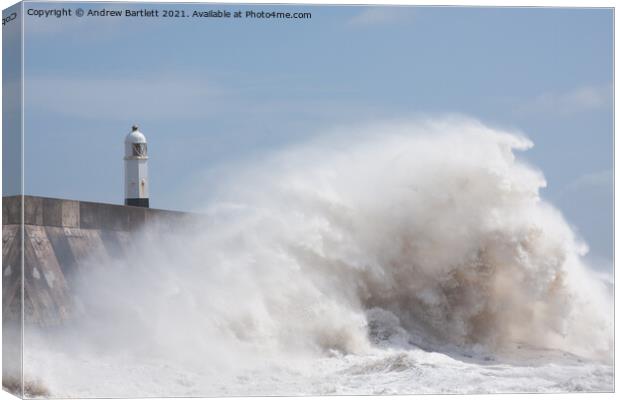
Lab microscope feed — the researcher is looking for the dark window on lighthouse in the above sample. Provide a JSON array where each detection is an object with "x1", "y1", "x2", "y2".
[{"x1": 132, "y1": 143, "x2": 147, "y2": 157}]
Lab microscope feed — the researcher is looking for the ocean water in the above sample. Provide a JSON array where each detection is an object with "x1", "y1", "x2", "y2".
[
  {"x1": 20, "y1": 117, "x2": 613, "y2": 397},
  {"x1": 23, "y1": 335, "x2": 613, "y2": 397}
]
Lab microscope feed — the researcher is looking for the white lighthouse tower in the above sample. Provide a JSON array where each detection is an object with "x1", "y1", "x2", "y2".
[{"x1": 124, "y1": 125, "x2": 149, "y2": 207}]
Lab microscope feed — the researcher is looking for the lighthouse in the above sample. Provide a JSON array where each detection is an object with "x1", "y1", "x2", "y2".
[{"x1": 124, "y1": 125, "x2": 149, "y2": 207}]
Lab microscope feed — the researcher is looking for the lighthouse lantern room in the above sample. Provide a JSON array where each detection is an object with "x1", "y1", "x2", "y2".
[{"x1": 124, "y1": 125, "x2": 149, "y2": 208}]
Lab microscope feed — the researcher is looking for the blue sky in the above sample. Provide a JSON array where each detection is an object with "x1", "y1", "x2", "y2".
[{"x1": 11, "y1": 4, "x2": 614, "y2": 267}]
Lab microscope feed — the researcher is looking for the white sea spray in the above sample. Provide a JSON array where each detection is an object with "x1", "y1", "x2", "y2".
[{"x1": 22, "y1": 116, "x2": 613, "y2": 396}]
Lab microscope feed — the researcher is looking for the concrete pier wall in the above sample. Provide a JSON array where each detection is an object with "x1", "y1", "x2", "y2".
[{"x1": 2, "y1": 195, "x2": 192, "y2": 326}]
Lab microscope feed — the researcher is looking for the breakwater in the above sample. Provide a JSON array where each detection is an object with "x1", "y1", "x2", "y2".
[{"x1": 2, "y1": 195, "x2": 191, "y2": 326}]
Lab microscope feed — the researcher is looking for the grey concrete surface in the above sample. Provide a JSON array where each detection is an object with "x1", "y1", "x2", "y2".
[{"x1": 2, "y1": 195, "x2": 196, "y2": 326}]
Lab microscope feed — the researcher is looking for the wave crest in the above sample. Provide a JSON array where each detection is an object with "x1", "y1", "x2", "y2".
[{"x1": 71, "y1": 117, "x2": 612, "y2": 366}]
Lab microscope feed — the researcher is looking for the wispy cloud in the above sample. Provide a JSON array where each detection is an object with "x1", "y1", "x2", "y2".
[
  {"x1": 25, "y1": 75, "x2": 221, "y2": 120},
  {"x1": 347, "y1": 7, "x2": 415, "y2": 27},
  {"x1": 564, "y1": 169, "x2": 612, "y2": 193},
  {"x1": 516, "y1": 83, "x2": 612, "y2": 115},
  {"x1": 24, "y1": 74, "x2": 389, "y2": 124}
]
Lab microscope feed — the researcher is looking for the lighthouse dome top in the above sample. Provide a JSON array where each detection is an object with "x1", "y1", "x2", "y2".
[
  {"x1": 125, "y1": 125, "x2": 148, "y2": 159},
  {"x1": 125, "y1": 125, "x2": 147, "y2": 144}
]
